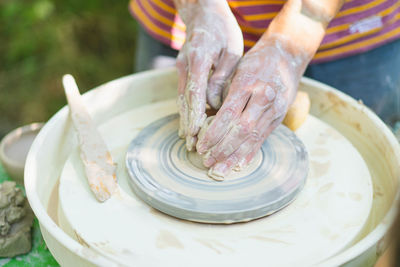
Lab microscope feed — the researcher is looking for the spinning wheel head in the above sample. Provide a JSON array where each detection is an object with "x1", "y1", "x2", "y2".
[{"x1": 126, "y1": 114, "x2": 308, "y2": 223}]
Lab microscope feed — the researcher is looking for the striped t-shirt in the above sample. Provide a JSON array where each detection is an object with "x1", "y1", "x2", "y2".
[{"x1": 129, "y1": 0, "x2": 400, "y2": 63}]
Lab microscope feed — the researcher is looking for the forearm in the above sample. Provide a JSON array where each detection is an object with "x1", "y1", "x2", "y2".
[{"x1": 260, "y1": 0, "x2": 344, "y2": 69}]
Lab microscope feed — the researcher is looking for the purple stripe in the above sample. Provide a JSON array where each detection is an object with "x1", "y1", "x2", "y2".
[
  {"x1": 242, "y1": 31, "x2": 262, "y2": 42},
  {"x1": 322, "y1": 5, "x2": 400, "y2": 44},
  {"x1": 149, "y1": 0, "x2": 176, "y2": 20},
  {"x1": 320, "y1": 18, "x2": 400, "y2": 52},
  {"x1": 237, "y1": 18, "x2": 273, "y2": 31},
  {"x1": 232, "y1": 8, "x2": 273, "y2": 29},
  {"x1": 244, "y1": 45, "x2": 252, "y2": 53},
  {"x1": 340, "y1": 0, "x2": 377, "y2": 11},
  {"x1": 161, "y1": 0, "x2": 175, "y2": 9},
  {"x1": 312, "y1": 34, "x2": 400, "y2": 63},
  {"x1": 129, "y1": 4, "x2": 175, "y2": 47},
  {"x1": 246, "y1": 19, "x2": 273, "y2": 28},
  {"x1": 231, "y1": 8, "x2": 247, "y2": 24},
  {"x1": 136, "y1": 0, "x2": 173, "y2": 32},
  {"x1": 329, "y1": 0, "x2": 396, "y2": 27},
  {"x1": 235, "y1": 4, "x2": 282, "y2": 14}
]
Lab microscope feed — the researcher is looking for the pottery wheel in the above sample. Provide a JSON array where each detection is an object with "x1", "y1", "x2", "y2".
[
  {"x1": 57, "y1": 99, "x2": 373, "y2": 267},
  {"x1": 126, "y1": 114, "x2": 308, "y2": 223}
]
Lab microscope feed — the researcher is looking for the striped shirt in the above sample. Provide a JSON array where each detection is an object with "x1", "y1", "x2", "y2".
[{"x1": 129, "y1": 0, "x2": 400, "y2": 63}]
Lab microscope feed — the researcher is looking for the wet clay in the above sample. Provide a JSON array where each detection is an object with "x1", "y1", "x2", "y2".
[
  {"x1": 187, "y1": 151, "x2": 208, "y2": 170},
  {"x1": 0, "y1": 181, "x2": 34, "y2": 257}
]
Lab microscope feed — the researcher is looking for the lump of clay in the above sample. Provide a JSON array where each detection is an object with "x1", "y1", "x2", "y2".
[{"x1": 0, "y1": 181, "x2": 34, "y2": 257}]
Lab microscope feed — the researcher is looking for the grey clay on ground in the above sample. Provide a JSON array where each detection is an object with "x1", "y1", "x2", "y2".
[{"x1": 0, "y1": 181, "x2": 34, "y2": 257}]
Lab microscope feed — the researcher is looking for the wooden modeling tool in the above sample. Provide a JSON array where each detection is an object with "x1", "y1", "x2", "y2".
[{"x1": 62, "y1": 74, "x2": 117, "y2": 202}]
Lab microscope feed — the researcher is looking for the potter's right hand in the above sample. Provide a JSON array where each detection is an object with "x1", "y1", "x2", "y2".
[{"x1": 175, "y1": 0, "x2": 243, "y2": 151}]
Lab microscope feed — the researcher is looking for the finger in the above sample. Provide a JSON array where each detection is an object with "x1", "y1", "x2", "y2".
[
  {"x1": 207, "y1": 51, "x2": 241, "y2": 109},
  {"x1": 176, "y1": 52, "x2": 189, "y2": 138},
  {"x1": 208, "y1": 136, "x2": 257, "y2": 180},
  {"x1": 202, "y1": 116, "x2": 254, "y2": 168},
  {"x1": 209, "y1": 114, "x2": 284, "y2": 178},
  {"x1": 208, "y1": 89, "x2": 286, "y2": 169},
  {"x1": 186, "y1": 135, "x2": 197, "y2": 152},
  {"x1": 202, "y1": 82, "x2": 273, "y2": 167},
  {"x1": 196, "y1": 71, "x2": 254, "y2": 154},
  {"x1": 185, "y1": 47, "x2": 217, "y2": 142},
  {"x1": 237, "y1": 113, "x2": 285, "y2": 170}
]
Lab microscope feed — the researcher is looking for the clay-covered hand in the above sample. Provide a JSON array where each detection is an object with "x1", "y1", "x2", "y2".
[
  {"x1": 196, "y1": 35, "x2": 308, "y2": 179},
  {"x1": 176, "y1": 1, "x2": 243, "y2": 151}
]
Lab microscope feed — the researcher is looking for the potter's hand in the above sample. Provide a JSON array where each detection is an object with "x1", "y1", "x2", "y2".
[
  {"x1": 195, "y1": 0, "x2": 345, "y2": 179},
  {"x1": 196, "y1": 35, "x2": 307, "y2": 179},
  {"x1": 175, "y1": 0, "x2": 243, "y2": 151}
]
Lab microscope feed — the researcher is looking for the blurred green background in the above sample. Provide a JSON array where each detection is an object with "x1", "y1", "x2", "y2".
[{"x1": 0, "y1": 0, "x2": 138, "y2": 137}]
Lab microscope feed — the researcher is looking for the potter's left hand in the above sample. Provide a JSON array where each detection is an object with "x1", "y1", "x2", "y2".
[{"x1": 196, "y1": 35, "x2": 308, "y2": 178}]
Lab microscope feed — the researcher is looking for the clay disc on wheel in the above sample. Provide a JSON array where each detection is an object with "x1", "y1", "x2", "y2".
[{"x1": 126, "y1": 114, "x2": 308, "y2": 223}]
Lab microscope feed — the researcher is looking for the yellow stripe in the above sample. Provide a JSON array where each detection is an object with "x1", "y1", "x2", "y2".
[
  {"x1": 321, "y1": 28, "x2": 382, "y2": 50},
  {"x1": 325, "y1": 23, "x2": 348, "y2": 35},
  {"x1": 229, "y1": 0, "x2": 285, "y2": 7},
  {"x1": 244, "y1": 39, "x2": 257, "y2": 47},
  {"x1": 326, "y1": 1, "x2": 400, "y2": 34},
  {"x1": 130, "y1": 2, "x2": 185, "y2": 43},
  {"x1": 243, "y1": 12, "x2": 278, "y2": 21},
  {"x1": 321, "y1": 12, "x2": 400, "y2": 50},
  {"x1": 240, "y1": 24, "x2": 267, "y2": 35},
  {"x1": 236, "y1": 1, "x2": 399, "y2": 36},
  {"x1": 141, "y1": 0, "x2": 186, "y2": 32},
  {"x1": 151, "y1": 0, "x2": 176, "y2": 15},
  {"x1": 241, "y1": 13, "x2": 399, "y2": 51},
  {"x1": 314, "y1": 25, "x2": 400, "y2": 59},
  {"x1": 335, "y1": 0, "x2": 386, "y2": 18}
]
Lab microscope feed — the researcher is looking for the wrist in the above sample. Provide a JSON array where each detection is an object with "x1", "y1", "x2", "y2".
[
  {"x1": 175, "y1": 0, "x2": 243, "y2": 56},
  {"x1": 254, "y1": 33, "x2": 310, "y2": 80},
  {"x1": 258, "y1": 0, "x2": 342, "y2": 67},
  {"x1": 174, "y1": 0, "x2": 232, "y2": 24}
]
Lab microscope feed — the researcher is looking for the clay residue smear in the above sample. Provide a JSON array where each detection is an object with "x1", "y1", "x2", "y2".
[
  {"x1": 311, "y1": 160, "x2": 331, "y2": 178},
  {"x1": 373, "y1": 184, "x2": 384, "y2": 199},
  {"x1": 353, "y1": 122, "x2": 362, "y2": 132},
  {"x1": 320, "y1": 227, "x2": 340, "y2": 241},
  {"x1": 261, "y1": 225, "x2": 296, "y2": 234},
  {"x1": 212, "y1": 240, "x2": 234, "y2": 253},
  {"x1": 249, "y1": 235, "x2": 291, "y2": 245},
  {"x1": 326, "y1": 91, "x2": 348, "y2": 108},
  {"x1": 196, "y1": 239, "x2": 222, "y2": 254},
  {"x1": 315, "y1": 135, "x2": 328, "y2": 145},
  {"x1": 336, "y1": 192, "x2": 346, "y2": 197},
  {"x1": 310, "y1": 148, "x2": 330, "y2": 157},
  {"x1": 47, "y1": 179, "x2": 60, "y2": 226},
  {"x1": 318, "y1": 182, "x2": 334, "y2": 194},
  {"x1": 187, "y1": 151, "x2": 208, "y2": 170},
  {"x1": 324, "y1": 127, "x2": 342, "y2": 140},
  {"x1": 156, "y1": 230, "x2": 184, "y2": 250},
  {"x1": 74, "y1": 230, "x2": 90, "y2": 247},
  {"x1": 349, "y1": 192, "x2": 363, "y2": 201}
]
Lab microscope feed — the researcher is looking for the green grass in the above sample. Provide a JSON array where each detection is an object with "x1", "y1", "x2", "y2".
[{"x1": 0, "y1": 0, "x2": 139, "y2": 137}]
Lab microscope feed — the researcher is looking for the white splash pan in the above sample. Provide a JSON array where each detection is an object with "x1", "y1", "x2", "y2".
[{"x1": 25, "y1": 68, "x2": 400, "y2": 266}]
